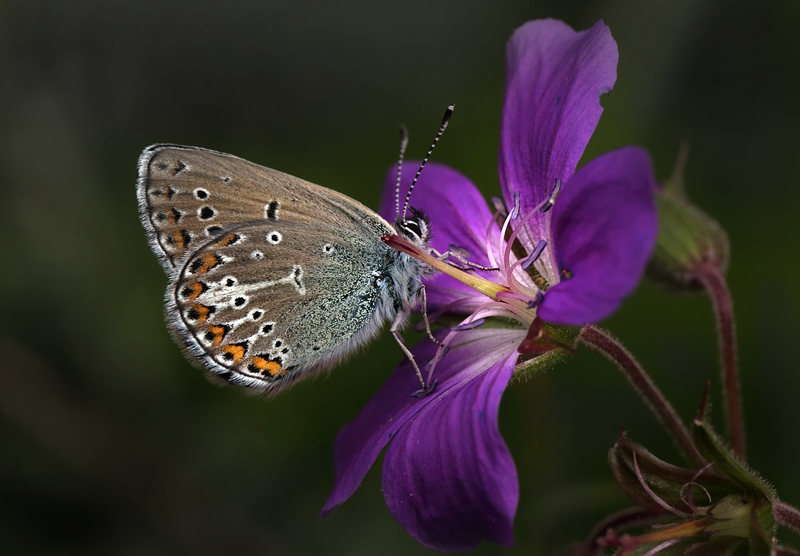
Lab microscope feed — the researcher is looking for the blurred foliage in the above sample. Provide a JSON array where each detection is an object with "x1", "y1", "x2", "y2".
[{"x1": 1, "y1": 0, "x2": 799, "y2": 554}]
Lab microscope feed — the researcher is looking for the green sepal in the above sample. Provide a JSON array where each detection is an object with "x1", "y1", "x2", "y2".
[
  {"x1": 510, "y1": 322, "x2": 578, "y2": 383},
  {"x1": 691, "y1": 419, "x2": 775, "y2": 505},
  {"x1": 748, "y1": 500, "x2": 775, "y2": 556},
  {"x1": 510, "y1": 344, "x2": 571, "y2": 383}
]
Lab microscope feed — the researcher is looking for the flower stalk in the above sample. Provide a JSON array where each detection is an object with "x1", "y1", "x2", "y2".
[
  {"x1": 691, "y1": 260, "x2": 745, "y2": 460},
  {"x1": 578, "y1": 325, "x2": 706, "y2": 467},
  {"x1": 773, "y1": 499, "x2": 800, "y2": 535},
  {"x1": 650, "y1": 144, "x2": 744, "y2": 460}
]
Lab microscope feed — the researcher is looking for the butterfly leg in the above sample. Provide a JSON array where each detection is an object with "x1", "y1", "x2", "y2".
[
  {"x1": 417, "y1": 285, "x2": 445, "y2": 348},
  {"x1": 391, "y1": 310, "x2": 436, "y2": 396},
  {"x1": 432, "y1": 246, "x2": 499, "y2": 272}
]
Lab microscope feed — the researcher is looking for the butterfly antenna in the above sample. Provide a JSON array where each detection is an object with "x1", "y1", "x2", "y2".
[
  {"x1": 395, "y1": 125, "x2": 409, "y2": 217},
  {"x1": 401, "y1": 104, "x2": 455, "y2": 221}
]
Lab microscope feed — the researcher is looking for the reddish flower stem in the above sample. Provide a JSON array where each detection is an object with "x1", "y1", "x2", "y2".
[
  {"x1": 774, "y1": 499, "x2": 800, "y2": 535},
  {"x1": 692, "y1": 261, "x2": 745, "y2": 460},
  {"x1": 578, "y1": 325, "x2": 706, "y2": 468}
]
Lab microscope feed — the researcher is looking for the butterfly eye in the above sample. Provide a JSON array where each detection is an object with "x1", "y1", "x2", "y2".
[{"x1": 403, "y1": 220, "x2": 423, "y2": 239}]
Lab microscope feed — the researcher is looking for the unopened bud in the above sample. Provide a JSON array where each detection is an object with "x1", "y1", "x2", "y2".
[{"x1": 648, "y1": 146, "x2": 730, "y2": 290}]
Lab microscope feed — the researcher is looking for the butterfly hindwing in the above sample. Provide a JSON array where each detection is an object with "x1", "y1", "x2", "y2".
[{"x1": 168, "y1": 217, "x2": 392, "y2": 393}]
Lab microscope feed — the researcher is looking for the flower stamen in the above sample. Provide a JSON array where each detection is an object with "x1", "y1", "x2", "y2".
[
  {"x1": 384, "y1": 184, "x2": 568, "y2": 385},
  {"x1": 509, "y1": 191, "x2": 521, "y2": 219},
  {"x1": 541, "y1": 178, "x2": 562, "y2": 213},
  {"x1": 521, "y1": 239, "x2": 547, "y2": 270},
  {"x1": 451, "y1": 318, "x2": 486, "y2": 331},
  {"x1": 490, "y1": 195, "x2": 508, "y2": 220},
  {"x1": 527, "y1": 291, "x2": 544, "y2": 309}
]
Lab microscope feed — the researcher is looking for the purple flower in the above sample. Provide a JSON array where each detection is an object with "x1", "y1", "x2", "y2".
[{"x1": 320, "y1": 19, "x2": 658, "y2": 551}]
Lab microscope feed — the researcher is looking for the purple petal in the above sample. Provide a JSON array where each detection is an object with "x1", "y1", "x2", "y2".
[
  {"x1": 538, "y1": 146, "x2": 657, "y2": 325},
  {"x1": 382, "y1": 334, "x2": 521, "y2": 551},
  {"x1": 321, "y1": 329, "x2": 524, "y2": 548},
  {"x1": 379, "y1": 162, "x2": 498, "y2": 309},
  {"x1": 499, "y1": 19, "x2": 618, "y2": 247}
]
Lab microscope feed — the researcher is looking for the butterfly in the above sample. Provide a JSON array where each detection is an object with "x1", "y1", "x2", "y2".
[{"x1": 136, "y1": 110, "x2": 453, "y2": 396}]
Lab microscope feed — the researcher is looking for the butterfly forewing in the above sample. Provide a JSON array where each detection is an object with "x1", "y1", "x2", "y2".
[{"x1": 137, "y1": 145, "x2": 393, "y2": 271}]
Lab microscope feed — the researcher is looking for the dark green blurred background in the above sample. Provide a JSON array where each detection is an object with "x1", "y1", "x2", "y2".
[{"x1": 2, "y1": 1, "x2": 798, "y2": 554}]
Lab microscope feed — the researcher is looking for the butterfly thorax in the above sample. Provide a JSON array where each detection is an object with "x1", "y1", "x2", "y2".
[{"x1": 376, "y1": 207, "x2": 434, "y2": 320}]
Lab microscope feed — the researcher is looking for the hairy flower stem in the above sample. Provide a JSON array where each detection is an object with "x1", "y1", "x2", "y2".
[
  {"x1": 578, "y1": 325, "x2": 706, "y2": 468},
  {"x1": 692, "y1": 261, "x2": 745, "y2": 460},
  {"x1": 774, "y1": 499, "x2": 800, "y2": 535}
]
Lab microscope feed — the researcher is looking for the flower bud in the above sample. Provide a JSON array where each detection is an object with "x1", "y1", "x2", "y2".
[{"x1": 647, "y1": 147, "x2": 730, "y2": 291}]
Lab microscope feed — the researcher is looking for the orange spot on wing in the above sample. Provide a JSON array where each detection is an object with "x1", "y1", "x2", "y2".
[
  {"x1": 222, "y1": 344, "x2": 246, "y2": 363},
  {"x1": 207, "y1": 325, "x2": 227, "y2": 346},
  {"x1": 214, "y1": 233, "x2": 240, "y2": 248},
  {"x1": 192, "y1": 304, "x2": 213, "y2": 324},
  {"x1": 251, "y1": 356, "x2": 282, "y2": 376},
  {"x1": 195, "y1": 253, "x2": 221, "y2": 274},
  {"x1": 186, "y1": 282, "x2": 205, "y2": 301}
]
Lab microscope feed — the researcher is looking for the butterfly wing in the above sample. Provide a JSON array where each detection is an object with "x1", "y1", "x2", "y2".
[
  {"x1": 137, "y1": 144, "x2": 394, "y2": 272},
  {"x1": 137, "y1": 144, "x2": 401, "y2": 394},
  {"x1": 169, "y1": 219, "x2": 391, "y2": 393}
]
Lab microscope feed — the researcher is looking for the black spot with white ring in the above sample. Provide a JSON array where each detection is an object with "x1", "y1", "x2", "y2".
[
  {"x1": 267, "y1": 231, "x2": 282, "y2": 245},
  {"x1": 249, "y1": 309, "x2": 264, "y2": 320},
  {"x1": 198, "y1": 206, "x2": 216, "y2": 220},
  {"x1": 194, "y1": 188, "x2": 209, "y2": 200}
]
